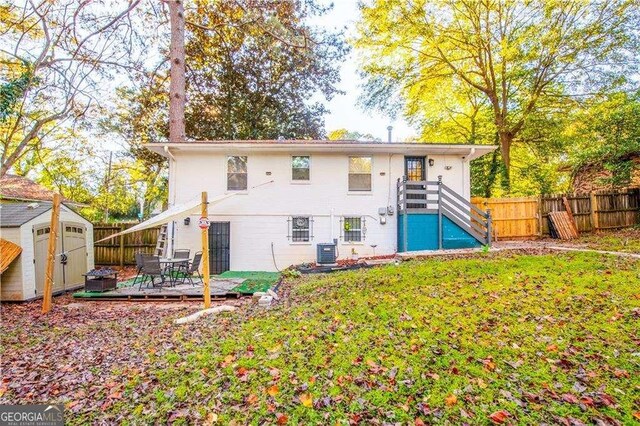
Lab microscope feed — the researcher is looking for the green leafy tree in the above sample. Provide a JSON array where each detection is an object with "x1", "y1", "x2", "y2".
[
  {"x1": 355, "y1": 0, "x2": 639, "y2": 183},
  {"x1": 119, "y1": 0, "x2": 347, "y2": 143},
  {"x1": 327, "y1": 129, "x2": 380, "y2": 141},
  {"x1": 567, "y1": 91, "x2": 640, "y2": 188},
  {"x1": 0, "y1": 0, "x2": 149, "y2": 177}
]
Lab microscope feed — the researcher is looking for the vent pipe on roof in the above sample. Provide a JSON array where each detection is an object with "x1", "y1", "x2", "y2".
[{"x1": 387, "y1": 125, "x2": 393, "y2": 143}]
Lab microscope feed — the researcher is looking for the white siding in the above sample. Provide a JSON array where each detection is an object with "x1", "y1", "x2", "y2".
[
  {"x1": 0, "y1": 227, "x2": 24, "y2": 301},
  {"x1": 170, "y1": 151, "x2": 471, "y2": 271}
]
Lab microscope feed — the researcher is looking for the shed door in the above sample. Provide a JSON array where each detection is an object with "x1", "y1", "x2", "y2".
[
  {"x1": 34, "y1": 224, "x2": 64, "y2": 296},
  {"x1": 208, "y1": 222, "x2": 230, "y2": 275},
  {"x1": 61, "y1": 222, "x2": 87, "y2": 288}
]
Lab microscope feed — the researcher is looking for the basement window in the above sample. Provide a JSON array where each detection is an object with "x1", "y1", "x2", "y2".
[
  {"x1": 341, "y1": 216, "x2": 365, "y2": 242},
  {"x1": 348, "y1": 156, "x2": 372, "y2": 191},
  {"x1": 287, "y1": 216, "x2": 313, "y2": 242},
  {"x1": 227, "y1": 156, "x2": 247, "y2": 191}
]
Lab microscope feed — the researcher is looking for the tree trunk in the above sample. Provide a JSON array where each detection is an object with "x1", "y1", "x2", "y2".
[
  {"x1": 498, "y1": 130, "x2": 513, "y2": 184},
  {"x1": 168, "y1": 0, "x2": 186, "y2": 142}
]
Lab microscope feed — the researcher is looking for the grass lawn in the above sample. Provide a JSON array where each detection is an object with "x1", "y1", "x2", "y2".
[
  {"x1": 1, "y1": 251, "x2": 639, "y2": 424},
  {"x1": 570, "y1": 228, "x2": 640, "y2": 253}
]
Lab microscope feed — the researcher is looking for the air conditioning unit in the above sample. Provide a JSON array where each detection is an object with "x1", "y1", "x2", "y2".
[{"x1": 317, "y1": 242, "x2": 337, "y2": 265}]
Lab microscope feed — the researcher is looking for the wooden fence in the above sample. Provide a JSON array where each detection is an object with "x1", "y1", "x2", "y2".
[
  {"x1": 472, "y1": 188, "x2": 640, "y2": 240},
  {"x1": 94, "y1": 223, "x2": 159, "y2": 266}
]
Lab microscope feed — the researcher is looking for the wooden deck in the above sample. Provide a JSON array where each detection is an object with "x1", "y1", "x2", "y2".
[{"x1": 73, "y1": 277, "x2": 246, "y2": 301}]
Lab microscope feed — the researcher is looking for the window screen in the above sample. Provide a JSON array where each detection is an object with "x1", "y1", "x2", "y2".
[
  {"x1": 292, "y1": 156, "x2": 310, "y2": 181},
  {"x1": 348, "y1": 157, "x2": 372, "y2": 191},
  {"x1": 227, "y1": 156, "x2": 248, "y2": 190}
]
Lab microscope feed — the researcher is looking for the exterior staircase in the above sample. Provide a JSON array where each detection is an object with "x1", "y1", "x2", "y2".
[{"x1": 397, "y1": 176, "x2": 492, "y2": 251}]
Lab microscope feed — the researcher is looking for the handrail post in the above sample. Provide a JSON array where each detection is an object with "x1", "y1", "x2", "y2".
[
  {"x1": 437, "y1": 175, "x2": 443, "y2": 250},
  {"x1": 486, "y1": 208, "x2": 492, "y2": 246}
]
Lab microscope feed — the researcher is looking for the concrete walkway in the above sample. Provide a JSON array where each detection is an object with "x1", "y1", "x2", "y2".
[{"x1": 396, "y1": 240, "x2": 640, "y2": 260}]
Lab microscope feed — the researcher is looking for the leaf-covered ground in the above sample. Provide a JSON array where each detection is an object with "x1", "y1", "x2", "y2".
[
  {"x1": 568, "y1": 228, "x2": 640, "y2": 253},
  {"x1": 2, "y1": 250, "x2": 639, "y2": 425}
]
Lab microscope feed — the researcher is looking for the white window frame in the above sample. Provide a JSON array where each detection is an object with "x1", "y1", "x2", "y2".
[
  {"x1": 291, "y1": 155, "x2": 311, "y2": 184},
  {"x1": 348, "y1": 156, "x2": 373, "y2": 193},
  {"x1": 226, "y1": 155, "x2": 248, "y2": 191}
]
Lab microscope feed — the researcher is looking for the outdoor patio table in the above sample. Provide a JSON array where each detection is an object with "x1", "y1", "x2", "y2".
[{"x1": 160, "y1": 258, "x2": 189, "y2": 286}]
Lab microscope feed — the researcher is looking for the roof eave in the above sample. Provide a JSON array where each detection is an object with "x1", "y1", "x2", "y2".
[{"x1": 147, "y1": 142, "x2": 498, "y2": 159}]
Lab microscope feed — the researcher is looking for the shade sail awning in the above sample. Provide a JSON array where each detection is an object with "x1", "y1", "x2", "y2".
[{"x1": 95, "y1": 193, "x2": 235, "y2": 243}]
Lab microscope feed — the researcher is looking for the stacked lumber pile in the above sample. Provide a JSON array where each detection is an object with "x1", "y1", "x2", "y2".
[
  {"x1": 0, "y1": 238, "x2": 22, "y2": 274},
  {"x1": 548, "y1": 212, "x2": 579, "y2": 240}
]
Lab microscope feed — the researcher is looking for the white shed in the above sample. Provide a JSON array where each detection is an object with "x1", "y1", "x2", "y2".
[{"x1": 0, "y1": 202, "x2": 94, "y2": 301}]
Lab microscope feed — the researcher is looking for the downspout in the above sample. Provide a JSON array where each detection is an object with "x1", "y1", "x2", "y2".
[
  {"x1": 462, "y1": 148, "x2": 475, "y2": 199},
  {"x1": 164, "y1": 145, "x2": 177, "y2": 256},
  {"x1": 164, "y1": 145, "x2": 177, "y2": 205}
]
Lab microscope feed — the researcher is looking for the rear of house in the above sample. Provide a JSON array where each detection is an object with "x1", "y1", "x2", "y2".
[{"x1": 148, "y1": 140, "x2": 496, "y2": 272}]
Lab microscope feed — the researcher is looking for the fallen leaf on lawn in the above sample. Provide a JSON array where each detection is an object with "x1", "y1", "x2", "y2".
[
  {"x1": 205, "y1": 412, "x2": 218, "y2": 424},
  {"x1": 275, "y1": 413, "x2": 288, "y2": 424},
  {"x1": 488, "y1": 410, "x2": 510, "y2": 424},
  {"x1": 613, "y1": 368, "x2": 629, "y2": 378},
  {"x1": 580, "y1": 396, "x2": 594, "y2": 407},
  {"x1": 415, "y1": 418, "x2": 426, "y2": 426},
  {"x1": 267, "y1": 385, "x2": 279, "y2": 396},
  {"x1": 445, "y1": 394, "x2": 457, "y2": 406},
  {"x1": 236, "y1": 366, "x2": 248, "y2": 377},
  {"x1": 562, "y1": 393, "x2": 579, "y2": 404},
  {"x1": 108, "y1": 391, "x2": 122, "y2": 399},
  {"x1": 484, "y1": 360, "x2": 496, "y2": 371},
  {"x1": 546, "y1": 344, "x2": 558, "y2": 352},
  {"x1": 246, "y1": 394, "x2": 259, "y2": 405},
  {"x1": 299, "y1": 393, "x2": 313, "y2": 408},
  {"x1": 633, "y1": 412, "x2": 640, "y2": 421},
  {"x1": 268, "y1": 344, "x2": 282, "y2": 353},
  {"x1": 221, "y1": 354, "x2": 235, "y2": 367}
]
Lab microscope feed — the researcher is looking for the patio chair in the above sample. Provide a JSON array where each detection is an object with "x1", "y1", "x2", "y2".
[
  {"x1": 132, "y1": 252, "x2": 149, "y2": 287},
  {"x1": 179, "y1": 251, "x2": 203, "y2": 286},
  {"x1": 140, "y1": 255, "x2": 167, "y2": 290},
  {"x1": 173, "y1": 249, "x2": 190, "y2": 259}
]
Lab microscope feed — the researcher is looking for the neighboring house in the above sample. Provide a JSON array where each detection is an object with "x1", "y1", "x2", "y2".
[
  {"x1": 572, "y1": 153, "x2": 640, "y2": 193},
  {"x1": 0, "y1": 174, "x2": 84, "y2": 207},
  {"x1": 0, "y1": 202, "x2": 94, "y2": 301},
  {"x1": 146, "y1": 140, "x2": 496, "y2": 272}
]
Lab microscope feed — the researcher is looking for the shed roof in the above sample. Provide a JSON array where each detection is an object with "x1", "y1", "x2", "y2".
[{"x1": 0, "y1": 202, "x2": 53, "y2": 227}]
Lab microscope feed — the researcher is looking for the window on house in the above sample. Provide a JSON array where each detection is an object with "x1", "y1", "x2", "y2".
[
  {"x1": 292, "y1": 156, "x2": 310, "y2": 181},
  {"x1": 342, "y1": 216, "x2": 365, "y2": 242},
  {"x1": 227, "y1": 156, "x2": 247, "y2": 190},
  {"x1": 348, "y1": 156, "x2": 372, "y2": 191},
  {"x1": 288, "y1": 216, "x2": 313, "y2": 242}
]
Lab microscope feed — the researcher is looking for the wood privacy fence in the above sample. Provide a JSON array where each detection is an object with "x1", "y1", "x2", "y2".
[
  {"x1": 472, "y1": 188, "x2": 640, "y2": 240},
  {"x1": 93, "y1": 223, "x2": 159, "y2": 266}
]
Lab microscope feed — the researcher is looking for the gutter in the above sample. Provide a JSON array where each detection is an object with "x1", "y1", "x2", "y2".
[
  {"x1": 463, "y1": 148, "x2": 476, "y2": 162},
  {"x1": 163, "y1": 145, "x2": 176, "y2": 161}
]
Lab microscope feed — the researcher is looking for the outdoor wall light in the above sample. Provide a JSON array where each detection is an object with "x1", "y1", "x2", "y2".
[
  {"x1": 428, "y1": 158, "x2": 435, "y2": 167},
  {"x1": 184, "y1": 217, "x2": 191, "y2": 226}
]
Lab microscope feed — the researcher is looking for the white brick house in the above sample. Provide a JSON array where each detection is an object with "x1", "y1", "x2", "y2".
[{"x1": 147, "y1": 140, "x2": 496, "y2": 272}]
